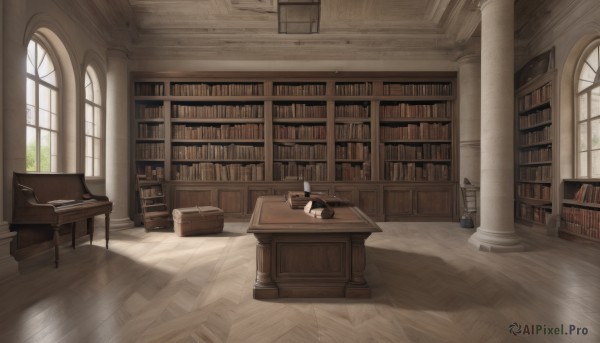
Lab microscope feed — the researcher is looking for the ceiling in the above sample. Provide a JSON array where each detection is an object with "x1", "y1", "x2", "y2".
[{"x1": 52, "y1": 0, "x2": 554, "y2": 61}]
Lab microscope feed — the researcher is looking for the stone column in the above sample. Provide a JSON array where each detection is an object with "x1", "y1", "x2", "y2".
[
  {"x1": 105, "y1": 48, "x2": 133, "y2": 229},
  {"x1": 458, "y1": 53, "x2": 481, "y2": 227},
  {"x1": 1, "y1": 0, "x2": 24, "y2": 278},
  {"x1": 468, "y1": 0, "x2": 524, "y2": 252}
]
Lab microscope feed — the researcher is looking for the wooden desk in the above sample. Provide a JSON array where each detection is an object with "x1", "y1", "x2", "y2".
[{"x1": 247, "y1": 195, "x2": 382, "y2": 299}]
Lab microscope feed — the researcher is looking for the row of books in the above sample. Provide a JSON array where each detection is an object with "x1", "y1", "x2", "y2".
[
  {"x1": 170, "y1": 82, "x2": 264, "y2": 96},
  {"x1": 136, "y1": 143, "x2": 165, "y2": 159},
  {"x1": 137, "y1": 123, "x2": 165, "y2": 139},
  {"x1": 273, "y1": 162, "x2": 327, "y2": 181},
  {"x1": 335, "y1": 162, "x2": 371, "y2": 181},
  {"x1": 273, "y1": 124, "x2": 327, "y2": 140},
  {"x1": 273, "y1": 103, "x2": 327, "y2": 118},
  {"x1": 140, "y1": 185, "x2": 163, "y2": 198},
  {"x1": 334, "y1": 123, "x2": 371, "y2": 140},
  {"x1": 516, "y1": 203, "x2": 548, "y2": 225},
  {"x1": 517, "y1": 183, "x2": 552, "y2": 201},
  {"x1": 335, "y1": 142, "x2": 371, "y2": 160},
  {"x1": 380, "y1": 102, "x2": 450, "y2": 119},
  {"x1": 518, "y1": 82, "x2": 552, "y2": 112},
  {"x1": 383, "y1": 162, "x2": 450, "y2": 181},
  {"x1": 334, "y1": 104, "x2": 370, "y2": 118},
  {"x1": 139, "y1": 166, "x2": 165, "y2": 181},
  {"x1": 382, "y1": 143, "x2": 451, "y2": 160},
  {"x1": 380, "y1": 123, "x2": 451, "y2": 140},
  {"x1": 273, "y1": 83, "x2": 326, "y2": 96},
  {"x1": 519, "y1": 147, "x2": 552, "y2": 164},
  {"x1": 172, "y1": 162, "x2": 265, "y2": 181},
  {"x1": 335, "y1": 82, "x2": 373, "y2": 96},
  {"x1": 562, "y1": 207, "x2": 600, "y2": 239},
  {"x1": 172, "y1": 144, "x2": 264, "y2": 161},
  {"x1": 136, "y1": 104, "x2": 163, "y2": 119},
  {"x1": 172, "y1": 123, "x2": 264, "y2": 140},
  {"x1": 519, "y1": 125, "x2": 552, "y2": 145},
  {"x1": 383, "y1": 82, "x2": 452, "y2": 96},
  {"x1": 572, "y1": 183, "x2": 600, "y2": 204},
  {"x1": 519, "y1": 108, "x2": 551, "y2": 129},
  {"x1": 274, "y1": 144, "x2": 327, "y2": 160},
  {"x1": 135, "y1": 83, "x2": 164, "y2": 96},
  {"x1": 171, "y1": 104, "x2": 264, "y2": 119},
  {"x1": 519, "y1": 166, "x2": 552, "y2": 181}
]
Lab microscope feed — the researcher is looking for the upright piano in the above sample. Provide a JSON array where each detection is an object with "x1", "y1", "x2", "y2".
[{"x1": 11, "y1": 172, "x2": 113, "y2": 267}]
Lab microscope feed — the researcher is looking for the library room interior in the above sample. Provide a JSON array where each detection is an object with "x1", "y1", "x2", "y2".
[{"x1": 1, "y1": 0, "x2": 600, "y2": 342}]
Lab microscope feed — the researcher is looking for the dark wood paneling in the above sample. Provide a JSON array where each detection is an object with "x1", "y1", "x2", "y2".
[
  {"x1": 358, "y1": 189, "x2": 378, "y2": 217},
  {"x1": 174, "y1": 190, "x2": 212, "y2": 208},
  {"x1": 384, "y1": 188, "x2": 412, "y2": 216},
  {"x1": 415, "y1": 188, "x2": 452, "y2": 217},
  {"x1": 218, "y1": 189, "x2": 243, "y2": 214}
]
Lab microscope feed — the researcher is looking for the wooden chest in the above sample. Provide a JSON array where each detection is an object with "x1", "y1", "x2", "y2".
[{"x1": 172, "y1": 206, "x2": 224, "y2": 236}]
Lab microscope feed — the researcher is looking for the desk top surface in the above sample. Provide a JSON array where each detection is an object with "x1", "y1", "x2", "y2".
[{"x1": 247, "y1": 196, "x2": 382, "y2": 234}]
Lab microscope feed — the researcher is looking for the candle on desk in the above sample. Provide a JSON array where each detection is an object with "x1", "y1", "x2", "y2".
[{"x1": 304, "y1": 181, "x2": 311, "y2": 197}]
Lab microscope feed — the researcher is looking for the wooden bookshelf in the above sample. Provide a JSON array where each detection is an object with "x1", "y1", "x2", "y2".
[
  {"x1": 514, "y1": 49, "x2": 556, "y2": 232},
  {"x1": 561, "y1": 179, "x2": 600, "y2": 242},
  {"x1": 130, "y1": 72, "x2": 458, "y2": 222}
]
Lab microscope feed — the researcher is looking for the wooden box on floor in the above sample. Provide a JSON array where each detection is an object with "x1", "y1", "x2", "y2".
[{"x1": 172, "y1": 206, "x2": 224, "y2": 236}]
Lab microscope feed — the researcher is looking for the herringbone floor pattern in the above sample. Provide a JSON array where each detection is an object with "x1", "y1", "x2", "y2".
[{"x1": 0, "y1": 222, "x2": 598, "y2": 343}]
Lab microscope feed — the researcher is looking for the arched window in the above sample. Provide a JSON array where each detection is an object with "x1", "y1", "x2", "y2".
[
  {"x1": 576, "y1": 41, "x2": 600, "y2": 178},
  {"x1": 84, "y1": 66, "x2": 103, "y2": 177},
  {"x1": 26, "y1": 39, "x2": 59, "y2": 172}
]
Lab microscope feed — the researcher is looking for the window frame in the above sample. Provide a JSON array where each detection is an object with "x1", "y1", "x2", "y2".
[
  {"x1": 575, "y1": 39, "x2": 600, "y2": 178},
  {"x1": 83, "y1": 66, "x2": 104, "y2": 178},
  {"x1": 26, "y1": 36, "x2": 62, "y2": 173}
]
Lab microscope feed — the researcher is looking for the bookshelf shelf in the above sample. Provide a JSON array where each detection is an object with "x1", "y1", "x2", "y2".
[{"x1": 131, "y1": 72, "x2": 458, "y2": 221}]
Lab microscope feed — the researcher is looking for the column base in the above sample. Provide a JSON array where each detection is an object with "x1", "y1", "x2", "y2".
[
  {"x1": 0, "y1": 222, "x2": 18, "y2": 282},
  {"x1": 468, "y1": 227, "x2": 525, "y2": 252},
  {"x1": 108, "y1": 217, "x2": 135, "y2": 230}
]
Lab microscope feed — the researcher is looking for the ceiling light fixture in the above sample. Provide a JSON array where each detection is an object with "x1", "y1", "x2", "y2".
[{"x1": 278, "y1": 0, "x2": 321, "y2": 34}]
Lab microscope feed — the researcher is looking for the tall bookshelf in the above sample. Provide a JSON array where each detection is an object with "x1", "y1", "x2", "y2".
[
  {"x1": 131, "y1": 72, "x2": 458, "y2": 222},
  {"x1": 514, "y1": 49, "x2": 556, "y2": 232}
]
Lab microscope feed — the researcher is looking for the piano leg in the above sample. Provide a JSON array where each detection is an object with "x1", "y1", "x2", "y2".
[
  {"x1": 88, "y1": 217, "x2": 94, "y2": 245},
  {"x1": 105, "y1": 213, "x2": 110, "y2": 249},
  {"x1": 53, "y1": 225, "x2": 60, "y2": 268},
  {"x1": 72, "y1": 223, "x2": 76, "y2": 249}
]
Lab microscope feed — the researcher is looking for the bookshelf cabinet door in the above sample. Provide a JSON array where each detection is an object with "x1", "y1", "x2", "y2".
[
  {"x1": 414, "y1": 186, "x2": 453, "y2": 218},
  {"x1": 173, "y1": 188, "x2": 214, "y2": 208},
  {"x1": 384, "y1": 188, "x2": 413, "y2": 218},
  {"x1": 218, "y1": 189, "x2": 244, "y2": 215}
]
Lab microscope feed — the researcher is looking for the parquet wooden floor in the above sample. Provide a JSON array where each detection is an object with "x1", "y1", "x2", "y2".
[{"x1": 0, "y1": 222, "x2": 598, "y2": 343}]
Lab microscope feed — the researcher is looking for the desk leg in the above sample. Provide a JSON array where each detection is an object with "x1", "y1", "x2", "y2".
[
  {"x1": 105, "y1": 213, "x2": 110, "y2": 249},
  {"x1": 253, "y1": 234, "x2": 278, "y2": 299},
  {"x1": 346, "y1": 233, "x2": 371, "y2": 298},
  {"x1": 88, "y1": 217, "x2": 94, "y2": 245},
  {"x1": 53, "y1": 225, "x2": 60, "y2": 268}
]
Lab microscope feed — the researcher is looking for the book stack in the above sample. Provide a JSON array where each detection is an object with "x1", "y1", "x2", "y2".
[{"x1": 287, "y1": 191, "x2": 310, "y2": 209}]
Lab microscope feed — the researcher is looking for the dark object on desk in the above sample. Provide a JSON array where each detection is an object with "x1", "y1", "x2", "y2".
[{"x1": 10, "y1": 172, "x2": 112, "y2": 267}]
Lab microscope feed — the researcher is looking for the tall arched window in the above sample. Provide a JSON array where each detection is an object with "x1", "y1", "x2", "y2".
[
  {"x1": 26, "y1": 39, "x2": 59, "y2": 172},
  {"x1": 84, "y1": 66, "x2": 103, "y2": 177},
  {"x1": 576, "y1": 40, "x2": 600, "y2": 178}
]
